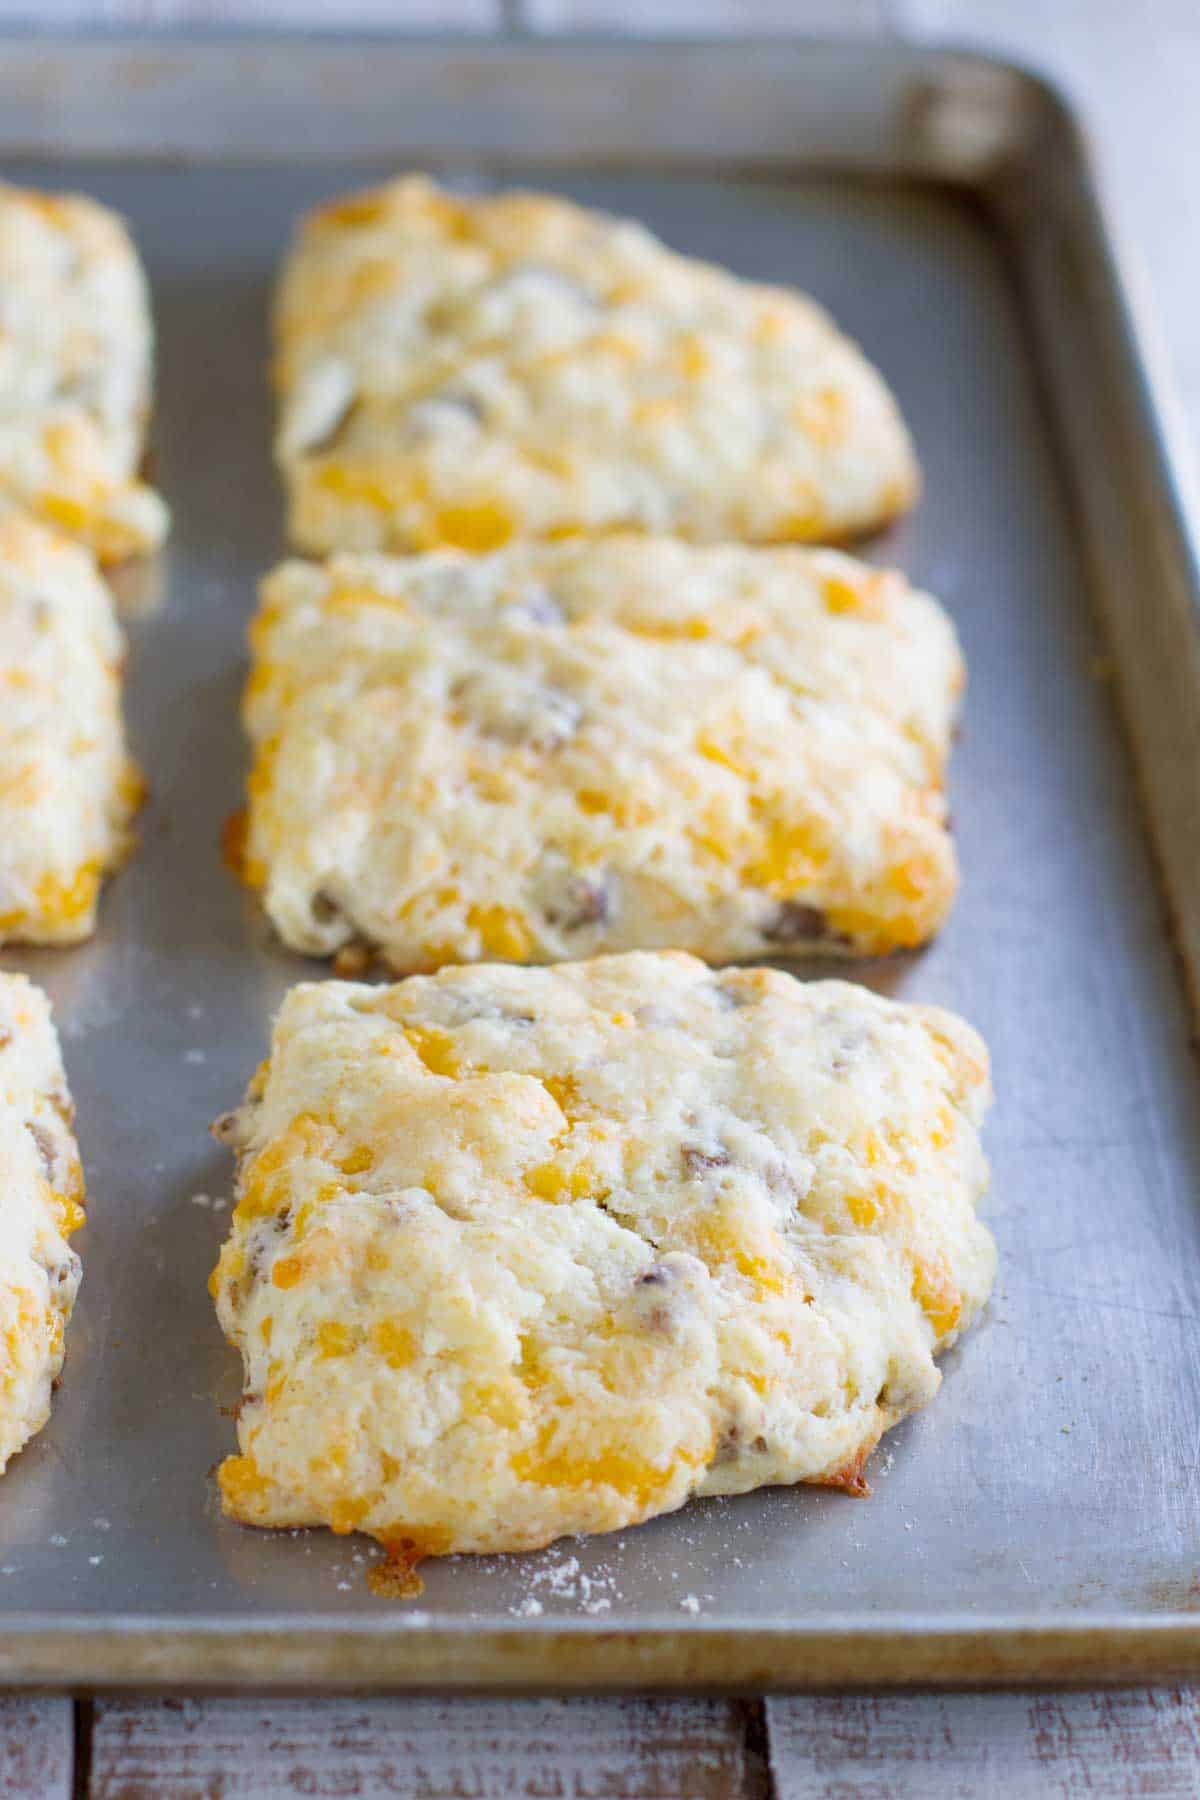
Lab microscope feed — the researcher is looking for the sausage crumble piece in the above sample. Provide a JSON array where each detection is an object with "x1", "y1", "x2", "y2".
[{"x1": 211, "y1": 952, "x2": 994, "y2": 1556}]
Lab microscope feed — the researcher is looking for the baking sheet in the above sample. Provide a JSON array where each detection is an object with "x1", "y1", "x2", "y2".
[{"x1": 0, "y1": 41, "x2": 1199, "y2": 1689}]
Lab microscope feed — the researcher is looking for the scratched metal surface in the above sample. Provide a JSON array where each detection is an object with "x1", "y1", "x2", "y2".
[{"x1": 0, "y1": 41, "x2": 1197, "y2": 1687}]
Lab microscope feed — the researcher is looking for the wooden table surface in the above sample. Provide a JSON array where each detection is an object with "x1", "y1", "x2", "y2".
[{"x1": 2, "y1": 1, "x2": 1198, "y2": 1793}]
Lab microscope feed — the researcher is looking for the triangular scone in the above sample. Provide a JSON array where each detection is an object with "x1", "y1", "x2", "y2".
[
  {"x1": 0, "y1": 510, "x2": 142, "y2": 945},
  {"x1": 236, "y1": 538, "x2": 961, "y2": 969},
  {"x1": 0, "y1": 975, "x2": 85, "y2": 1475},
  {"x1": 275, "y1": 175, "x2": 919, "y2": 556},
  {"x1": 0, "y1": 183, "x2": 168, "y2": 562},
  {"x1": 212, "y1": 954, "x2": 994, "y2": 1555}
]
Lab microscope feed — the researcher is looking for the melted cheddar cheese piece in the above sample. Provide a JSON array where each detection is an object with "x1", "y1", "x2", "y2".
[{"x1": 211, "y1": 953, "x2": 994, "y2": 1555}]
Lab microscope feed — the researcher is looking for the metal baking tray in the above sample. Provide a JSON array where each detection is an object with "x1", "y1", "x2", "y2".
[{"x1": 0, "y1": 35, "x2": 1198, "y2": 1692}]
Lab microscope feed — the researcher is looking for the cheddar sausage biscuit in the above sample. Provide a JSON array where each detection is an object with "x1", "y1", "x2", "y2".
[
  {"x1": 239, "y1": 539, "x2": 962, "y2": 968},
  {"x1": 0, "y1": 511, "x2": 142, "y2": 944},
  {"x1": 275, "y1": 175, "x2": 918, "y2": 555},
  {"x1": 0, "y1": 975, "x2": 86, "y2": 1474},
  {"x1": 0, "y1": 182, "x2": 168, "y2": 561},
  {"x1": 211, "y1": 953, "x2": 994, "y2": 1554}
]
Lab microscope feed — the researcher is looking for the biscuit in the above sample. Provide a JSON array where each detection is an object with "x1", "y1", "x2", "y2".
[
  {"x1": 275, "y1": 175, "x2": 918, "y2": 555},
  {"x1": 0, "y1": 974, "x2": 85, "y2": 1475},
  {"x1": 238, "y1": 538, "x2": 961, "y2": 968},
  {"x1": 211, "y1": 953, "x2": 994, "y2": 1554},
  {"x1": 0, "y1": 510, "x2": 142, "y2": 945},
  {"x1": 0, "y1": 182, "x2": 168, "y2": 561}
]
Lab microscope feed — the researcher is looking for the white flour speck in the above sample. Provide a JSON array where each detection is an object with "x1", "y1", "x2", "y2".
[
  {"x1": 89, "y1": 1555, "x2": 103, "y2": 1567},
  {"x1": 49, "y1": 1534, "x2": 68, "y2": 1548},
  {"x1": 517, "y1": 1549, "x2": 620, "y2": 1614},
  {"x1": 680, "y1": 1594, "x2": 701, "y2": 1614}
]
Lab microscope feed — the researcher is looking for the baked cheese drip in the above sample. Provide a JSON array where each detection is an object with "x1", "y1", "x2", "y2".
[
  {"x1": 0, "y1": 975, "x2": 85, "y2": 1475},
  {"x1": 0, "y1": 182, "x2": 169, "y2": 561},
  {"x1": 211, "y1": 954, "x2": 994, "y2": 1554},
  {"x1": 275, "y1": 174, "x2": 919, "y2": 555},
  {"x1": 0, "y1": 510, "x2": 142, "y2": 945},
  {"x1": 240, "y1": 539, "x2": 962, "y2": 968}
]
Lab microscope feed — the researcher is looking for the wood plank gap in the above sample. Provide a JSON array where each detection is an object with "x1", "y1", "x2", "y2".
[
  {"x1": 737, "y1": 1697, "x2": 775, "y2": 1800},
  {"x1": 71, "y1": 1698, "x2": 92, "y2": 1800}
]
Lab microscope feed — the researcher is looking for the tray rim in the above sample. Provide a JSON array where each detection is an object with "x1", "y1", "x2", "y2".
[
  {"x1": 4, "y1": 1616, "x2": 1200, "y2": 1692},
  {"x1": 0, "y1": 29, "x2": 1075, "y2": 174},
  {"x1": 1, "y1": 29, "x2": 1199, "y2": 1692}
]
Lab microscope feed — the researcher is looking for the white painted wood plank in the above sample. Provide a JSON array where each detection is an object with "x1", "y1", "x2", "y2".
[
  {"x1": 767, "y1": 1690, "x2": 1200, "y2": 1798},
  {"x1": 0, "y1": 0, "x2": 499, "y2": 26},
  {"x1": 0, "y1": 1696, "x2": 73, "y2": 1800},
  {"x1": 523, "y1": 0, "x2": 889, "y2": 32},
  {"x1": 89, "y1": 1695, "x2": 765, "y2": 1798}
]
